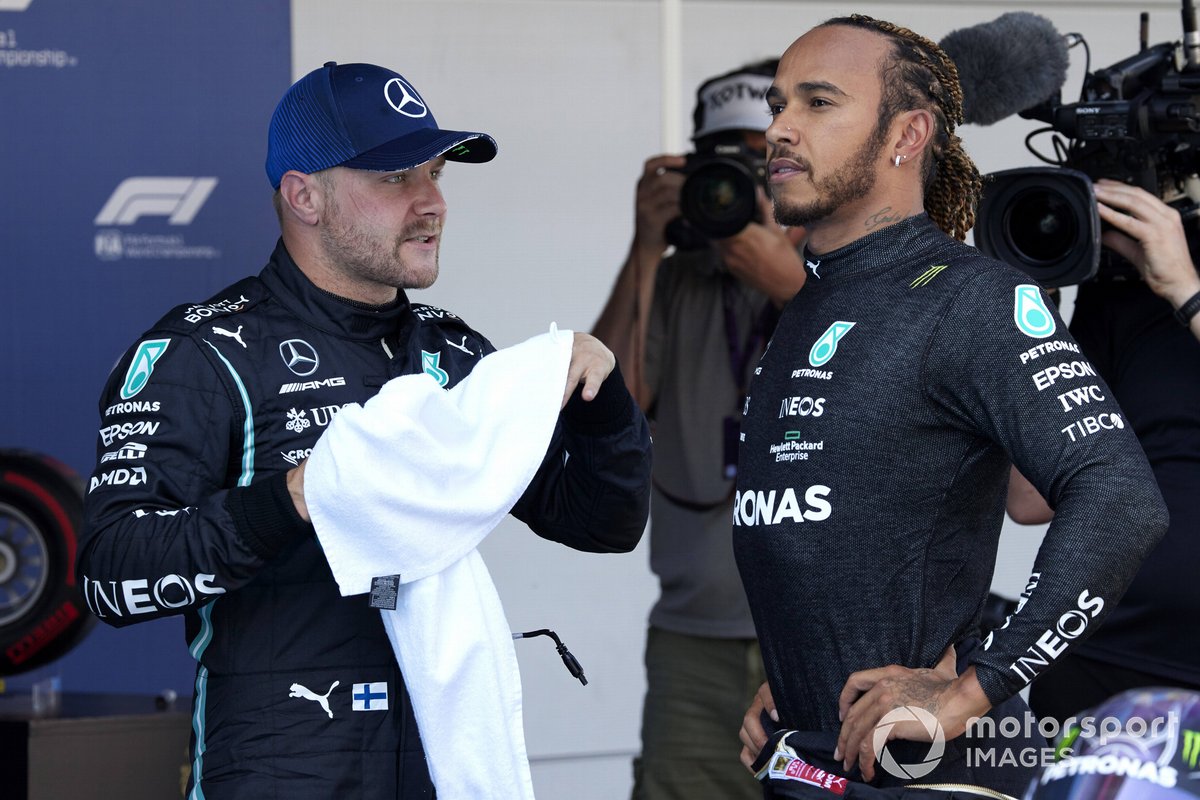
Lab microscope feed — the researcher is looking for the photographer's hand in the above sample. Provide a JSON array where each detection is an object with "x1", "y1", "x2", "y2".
[
  {"x1": 592, "y1": 155, "x2": 686, "y2": 410},
  {"x1": 1094, "y1": 180, "x2": 1200, "y2": 338},
  {"x1": 715, "y1": 190, "x2": 808, "y2": 307},
  {"x1": 634, "y1": 154, "x2": 687, "y2": 256}
]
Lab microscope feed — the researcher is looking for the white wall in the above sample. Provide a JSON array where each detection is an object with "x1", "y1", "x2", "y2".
[{"x1": 292, "y1": 2, "x2": 1181, "y2": 796}]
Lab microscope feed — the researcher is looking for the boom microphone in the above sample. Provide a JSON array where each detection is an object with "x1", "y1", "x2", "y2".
[{"x1": 940, "y1": 12, "x2": 1071, "y2": 125}]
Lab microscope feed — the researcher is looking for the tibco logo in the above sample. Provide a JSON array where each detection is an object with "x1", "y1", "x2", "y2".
[{"x1": 95, "y1": 177, "x2": 218, "y2": 226}]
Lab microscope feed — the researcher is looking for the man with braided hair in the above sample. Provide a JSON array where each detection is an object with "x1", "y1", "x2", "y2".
[{"x1": 733, "y1": 15, "x2": 1167, "y2": 797}]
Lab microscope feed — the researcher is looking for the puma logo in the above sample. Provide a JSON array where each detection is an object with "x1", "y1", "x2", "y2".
[
  {"x1": 212, "y1": 325, "x2": 247, "y2": 348},
  {"x1": 288, "y1": 680, "x2": 339, "y2": 719}
]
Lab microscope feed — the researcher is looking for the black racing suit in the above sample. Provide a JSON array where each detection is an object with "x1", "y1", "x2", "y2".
[
  {"x1": 733, "y1": 215, "x2": 1168, "y2": 795},
  {"x1": 78, "y1": 241, "x2": 652, "y2": 800}
]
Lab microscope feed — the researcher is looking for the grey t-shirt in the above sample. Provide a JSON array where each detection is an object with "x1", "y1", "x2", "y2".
[{"x1": 644, "y1": 246, "x2": 776, "y2": 638}]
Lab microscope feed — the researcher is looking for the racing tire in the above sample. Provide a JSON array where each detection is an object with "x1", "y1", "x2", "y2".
[{"x1": 0, "y1": 450, "x2": 93, "y2": 675}]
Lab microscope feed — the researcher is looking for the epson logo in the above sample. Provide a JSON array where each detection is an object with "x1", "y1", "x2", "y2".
[
  {"x1": 732, "y1": 485, "x2": 832, "y2": 526},
  {"x1": 82, "y1": 573, "x2": 225, "y2": 618},
  {"x1": 99, "y1": 420, "x2": 161, "y2": 446},
  {"x1": 89, "y1": 466, "x2": 148, "y2": 493},
  {"x1": 94, "y1": 177, "x2": 218, "y2": 226},
  {"x1": 279, "y1": 377, "x2": 346, "y2": 394}
]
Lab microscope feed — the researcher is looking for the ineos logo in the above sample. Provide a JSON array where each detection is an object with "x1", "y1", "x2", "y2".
[
  {"x1": 279, "y1": 339, "x2": 319, "y2": 376},
  {"x1": 384, "y1": 78, "x2": 428, "y2": 118}
]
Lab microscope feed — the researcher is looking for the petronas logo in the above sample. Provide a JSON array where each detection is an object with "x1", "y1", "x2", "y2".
[
  {"x1": 421, "y1": 350, "x2": 449, "y2": 387},
  {"x1": 1184, "y1": 729, "x2": 1200, "y2": 770},
  {"x1": 120, "y1": 339, "x2": 171, "y2": 399},
  {"x1": 809, "y1": 321, "x2": 855, "y2": 367},
  {"x1": 1014, "y1": 285, "x2": 1056, "y2": 339},
  {"x1": 910, "y1": 264, "x2": 948, "y2": 288}
]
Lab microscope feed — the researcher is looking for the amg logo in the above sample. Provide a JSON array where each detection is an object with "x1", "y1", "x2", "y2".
[
  {"x1": 279, "y1": 377, "x2": 347, "y2": 394},
  {"x1": 82, "y1": 573, "x2": 224, "y2": 618}
]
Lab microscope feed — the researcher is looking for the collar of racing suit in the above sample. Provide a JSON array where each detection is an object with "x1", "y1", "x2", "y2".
[
  {"x1": 259, "y1": 238, "x2": 412, "y2": 342},
  {"x1": 801, "y1": 213, "x2": 946, "y2": 284}
]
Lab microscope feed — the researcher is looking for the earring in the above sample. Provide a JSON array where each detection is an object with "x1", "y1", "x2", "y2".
[{"x1": 894, "y1": 154, "x2": 903, "y2": 167}]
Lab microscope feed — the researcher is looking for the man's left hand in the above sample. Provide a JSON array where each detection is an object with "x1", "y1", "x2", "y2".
[
  {"x1": 563, "y1": 332, "x2": 616, "y2": 407},
  {"x1": 834, "y1": 647, "x2": 991, "y2": 781}
]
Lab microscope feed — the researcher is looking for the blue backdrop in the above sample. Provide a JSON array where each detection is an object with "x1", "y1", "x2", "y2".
[{"x1": 1, "y1": 0, "x2": 291, "y2": 694}]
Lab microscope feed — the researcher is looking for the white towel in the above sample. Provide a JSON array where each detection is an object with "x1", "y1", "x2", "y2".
[{"x1": 304, "y1": 325, "x2": 574, "y2": 800}]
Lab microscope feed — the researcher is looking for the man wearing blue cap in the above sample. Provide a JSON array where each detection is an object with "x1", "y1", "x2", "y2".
[{"x1": 78, "y1": 62, "x2": 652, "y2": 799}]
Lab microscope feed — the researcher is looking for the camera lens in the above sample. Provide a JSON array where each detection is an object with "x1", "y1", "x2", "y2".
[
  {"x1": 974, "y1": 167, "x2": 1101, "y2": 288},
  {"x1": 1004, "y1": 188, "x2": 1080, "y2": 265},
  {"x1": 680, "y1": 159, "x2": 759, "y2": 239}
]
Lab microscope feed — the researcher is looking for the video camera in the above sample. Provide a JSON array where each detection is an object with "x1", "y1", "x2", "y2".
[
  {"x1": 974, "y1": 1, "x2": 1200, "y2": 287},
  {"x1": 665, "y1": 136, "x2": 767, "y2": 251}
]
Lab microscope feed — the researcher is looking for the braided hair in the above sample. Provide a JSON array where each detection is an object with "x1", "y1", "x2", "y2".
[{"x1": 821, "y1": 15, "x2": 982, "y2": 240}]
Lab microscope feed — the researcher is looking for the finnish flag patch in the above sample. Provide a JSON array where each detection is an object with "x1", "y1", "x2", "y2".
[{"x1": 351, "y1": 682, "x2": 389, "y2": 712}]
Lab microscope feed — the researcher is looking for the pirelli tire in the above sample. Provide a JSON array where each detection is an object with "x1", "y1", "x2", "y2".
[{"x1": 0, "y1": 450, "x2": 93, "y2": 675}]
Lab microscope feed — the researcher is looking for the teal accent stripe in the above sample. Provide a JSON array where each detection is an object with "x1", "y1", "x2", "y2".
[
  {"x1": 204, "y1": 340, "x2": 255, "y2": 485},
  {"x1": 187, "y1": 344, "x2": 249, "y2": 797},
  {"x1": 188, "y1": 601, "x2": 216, "y2": 800}
]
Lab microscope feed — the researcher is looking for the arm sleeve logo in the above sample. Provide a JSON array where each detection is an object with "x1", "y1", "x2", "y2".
[
  {"x1": 1014, "y1": 285, "x2": 1057, "y2": 339},
  {"x1": 119, "y1": 339, "x2": 171, "y2": 399}
]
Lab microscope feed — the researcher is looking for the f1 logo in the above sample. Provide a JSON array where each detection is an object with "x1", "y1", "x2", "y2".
[{"x1": 94, "y1": 177, "x2": 218, "y2": 226}]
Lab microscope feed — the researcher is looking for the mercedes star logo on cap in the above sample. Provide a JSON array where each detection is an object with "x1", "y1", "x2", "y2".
[{"x1": 384, "y1": 78, "x2": 428, "y2": 118}]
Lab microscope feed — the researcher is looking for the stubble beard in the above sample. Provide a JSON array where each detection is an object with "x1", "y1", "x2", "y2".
[
  {"x1": 772, "y1": 122, "x2": 890, "y2": 229},
  {"x1": 320, "y1": 195, "x2": 440, "y2": 292}
]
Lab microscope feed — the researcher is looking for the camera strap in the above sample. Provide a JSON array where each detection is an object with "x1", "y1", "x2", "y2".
[{"x1": 721, "y1": 275, "x2": 780, "y2": 480}]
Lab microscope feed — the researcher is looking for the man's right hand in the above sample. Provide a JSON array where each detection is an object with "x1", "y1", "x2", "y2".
[{"x1": 634, "y1": 154, "x2": 687, "y2": 255}]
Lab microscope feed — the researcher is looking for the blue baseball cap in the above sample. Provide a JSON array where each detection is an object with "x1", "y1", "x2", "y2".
[{"x1": 266, "y1": 61, "x2": 497, "y2": 189}]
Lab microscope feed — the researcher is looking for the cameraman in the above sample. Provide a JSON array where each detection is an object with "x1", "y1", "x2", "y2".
[
  {"x1": 1008, "y1": 178, "x2": 1200, "y2": 722},
  {"x1": 592, "y1": 60, "x2": 805, "y2": 800}
]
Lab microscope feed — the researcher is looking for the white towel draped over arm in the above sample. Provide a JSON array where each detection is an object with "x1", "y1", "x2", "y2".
[{"x1": 305, "y1": 325, "x2": 574, "y2": 800}]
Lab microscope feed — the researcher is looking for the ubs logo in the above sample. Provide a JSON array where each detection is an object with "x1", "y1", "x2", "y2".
[
  {"x1": 279, "y1": 339, "x2": 319, "y2": 376},
  {"x1": 384, "y1": 77, "x2": 428, "y2": 118}
]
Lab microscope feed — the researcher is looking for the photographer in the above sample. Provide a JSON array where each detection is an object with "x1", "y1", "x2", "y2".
[
  {"x1": 1008, "y1": 178, "x2": 1200, "y2": 722},
  {"x1": 592, "y1": 60, "x2": 805, "y2": 800}
]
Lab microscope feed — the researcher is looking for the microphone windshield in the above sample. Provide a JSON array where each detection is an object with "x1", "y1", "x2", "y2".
[{"x1": 940, "y1": 12, "x2": 1070, "y2": 125}]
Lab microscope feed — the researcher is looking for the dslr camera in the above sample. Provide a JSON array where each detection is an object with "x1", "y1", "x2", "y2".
[
  {"x1": 665, "y1": 135, "x2": 767, "y2": 251},
  {"x1": 975, "y1": 2, "x2": 1200, "y2": 287}
]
